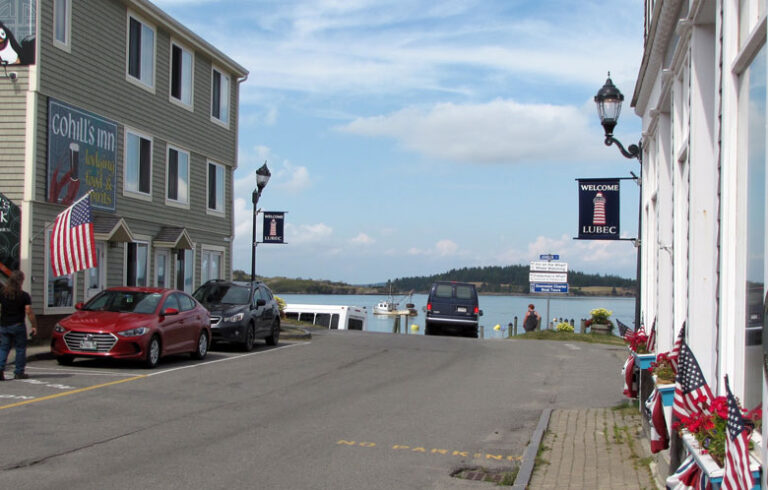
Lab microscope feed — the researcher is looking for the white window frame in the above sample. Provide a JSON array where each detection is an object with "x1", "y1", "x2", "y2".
[
  {"x1": 165, "y1": 144, "x2": 190, "y2": 208},
  {"x1": 123, "y1": 127, "x2": 153, "y2": 201},
  {"x1": 53, "y1": 0, "x2": 71, "y2": 52},
  {"x1": 154, "y1": 248, "x2": 171, "y2": 288},
  {"x1": 206, "y1": 161, "x2": 226, "y2": 216},
  {"x1": 201, "y1": 246, "x2": 225, "y2": 283},
  {"x1": 125, "y1": 11, "x2": 156, "y2": 92},
  {"x1": 210, "y1": 66, "x2": 230, "y2": 128},
  {"x1": 169, "y1": 39, "x2": 194, "y2": 110},
  {"x1": 44, "y1": 228, "x2": 77, "y2": 315},
  {"x1": 124, "y1": 238, "x2": 150, "y2": 287}
]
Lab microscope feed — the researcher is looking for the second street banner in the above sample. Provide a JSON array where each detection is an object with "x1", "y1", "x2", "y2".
[
  {"x1": 577, "y1": 178, "x2": 620, "y2": 240},
  {"x1": 262, "y1": 212, "x2": 285, "y2": 244}
]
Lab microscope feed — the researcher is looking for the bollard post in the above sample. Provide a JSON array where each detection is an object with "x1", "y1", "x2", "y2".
[
  {"x1": 393, "y1": 316, "x2": 400, "y2": 334},
  {"x1": 580, "y1": 319, "x2": 586, "y2": 334},
  {"x1": 513, "y1": 316, "x2": 518, "y2": 336},
  {"x1": 479, "y1": 325, "x2": 484, "y2": 339}
]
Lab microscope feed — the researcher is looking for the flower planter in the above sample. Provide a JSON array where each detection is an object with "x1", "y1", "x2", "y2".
[
  {"x1": 590, "y1": 323, "x2": 612, "y2": 335},
  {"x1": 632, "y1": 352, "x2": 656, "y2": 370},
  {"x1": 681, "y1": 432, "x2": 762, "y2": 489},
  {"x1": 652, "y1": 375, "x2": 675, "y2": 407}
]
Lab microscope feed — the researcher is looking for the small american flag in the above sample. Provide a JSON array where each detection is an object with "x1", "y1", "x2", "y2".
[
  {"x1": 668, "y1": 321, "x2": 686, "y2": 372},
  {"x1": 50, "y1": 193, "x2": 97, "y2": 277},
  {"x1": 672, "y1": 341, "x2": 714, "y2": 421},
  {"x1": 722, "y1": 376, "x2": 754, "y2": 490},
  {"x1": 646, "y1": 317, "x2": 657, "y2": 352},
  {"x1": 616, "y1": 318, "x2": 633, "y2": 339}
]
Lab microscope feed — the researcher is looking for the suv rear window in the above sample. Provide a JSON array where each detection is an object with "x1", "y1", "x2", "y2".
[
  {"x1": 435, "y1": 284, "x2": 453, "y2": 298},
  {"x1": 456, "y1": 285, "x2": 474, "y2": 300}
]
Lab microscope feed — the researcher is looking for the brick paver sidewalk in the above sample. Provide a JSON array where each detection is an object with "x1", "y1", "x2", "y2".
[{"x1": 528, "y1": 408, "x2": 659, "y2": 489}]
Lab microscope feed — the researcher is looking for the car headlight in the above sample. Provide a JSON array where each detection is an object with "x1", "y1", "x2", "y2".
[
  {"x1": 224, "y1": 312, "x2": 244, "y2": 323},
  {"x1": 54, "y1": 323, "x2": 67, "y2": 333},
  {"x1": 118, "y1": 327, "x2": 150, "y2": 337}
]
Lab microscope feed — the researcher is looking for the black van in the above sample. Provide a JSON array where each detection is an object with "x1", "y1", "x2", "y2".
[{"x1": 424, "y1": 281, "x2": 482, "y2": 338}]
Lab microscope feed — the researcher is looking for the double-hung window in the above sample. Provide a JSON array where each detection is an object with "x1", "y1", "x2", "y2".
[
  {"x1": 53, "y1": 0, "x2": 71, "y2": 51},
  {"x1": 127, "y1": 14, "x2": 155, "y2": 89},
  {"x1": 170, "y1": 41, "x2": 193, "y2": 107},
  {"x1": 166, "y1": 145, "x2": 189, "y2": 206},
  {"x1": 211, "y1": 68, "x2": 230, "y2": 126},
  {"x1": 125, "y1": 129, "x2": 152, "y2": 198},
  {"x1": 207, "y1": 162, "x2": 225, "y2": 214}
]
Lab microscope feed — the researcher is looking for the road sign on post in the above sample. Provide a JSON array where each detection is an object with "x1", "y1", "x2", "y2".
[{"x1": 529, "y1": 254, "x2": 568, "y2": 330}]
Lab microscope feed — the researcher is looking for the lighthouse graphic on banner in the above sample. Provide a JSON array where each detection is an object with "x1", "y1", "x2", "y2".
[
  {"x1": 593, "y1": 192, "x2": 607, "y2": 225},
  {"x1": 577, "y1": 179, "x2": 620, "y2": 240}
]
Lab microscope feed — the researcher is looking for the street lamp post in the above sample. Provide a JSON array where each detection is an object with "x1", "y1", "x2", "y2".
[
  {"x1": 251, "y1": 162, "x2": 271, "y2": 282},
  {"x1": 594, "y1": 74, "x2": 643, "y2": 331}
]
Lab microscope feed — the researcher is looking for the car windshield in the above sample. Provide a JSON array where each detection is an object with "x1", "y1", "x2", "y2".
[
  {"x1": 84, "y1": 291, "x2": 162, "y2": 314},
  {"x1": 194, "y1": 284, "x2": 250, "y2": 305}
]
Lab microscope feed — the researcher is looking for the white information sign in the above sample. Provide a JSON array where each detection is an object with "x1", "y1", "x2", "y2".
[
  {"x1": 529, "y1": 272, "x2": 568, "y2": 283},
  {"x1": 529, "y1": 261, "x2": 568, "y2": 272}
]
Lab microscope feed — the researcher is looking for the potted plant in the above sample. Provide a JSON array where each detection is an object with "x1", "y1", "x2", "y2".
[{"x1": 588, "y1": 307, "x2": 614, "y2": 334}]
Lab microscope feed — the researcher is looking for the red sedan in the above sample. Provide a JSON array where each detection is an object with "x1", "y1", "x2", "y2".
[{"x1": 51, "y1": 287, "x2": 211, "y2": 368}]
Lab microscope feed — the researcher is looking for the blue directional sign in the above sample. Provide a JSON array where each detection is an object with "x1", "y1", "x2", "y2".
[
  {"x1": 531, "y1": 283, "x2": 568, "y2": 293},
  {"x1": 539, "y1": 254, "x2": 560, "y2": 260}
]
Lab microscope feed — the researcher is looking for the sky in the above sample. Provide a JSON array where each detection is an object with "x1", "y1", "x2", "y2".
[{"x1": 153, "y1": 0, "x2": 646, "y2": 284}]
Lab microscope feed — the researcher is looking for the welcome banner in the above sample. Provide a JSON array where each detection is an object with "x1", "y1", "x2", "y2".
[
  {"x1": 262, "y1": 212, "x2": 285, "y2": 244},
  {"x1": 577, "y1": 178, "x2": 620, "y2": 240}
]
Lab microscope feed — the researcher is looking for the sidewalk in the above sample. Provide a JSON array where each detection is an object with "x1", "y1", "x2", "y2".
[{"x1": 528, "y1": 407, "x2": 661, "y2": 489}]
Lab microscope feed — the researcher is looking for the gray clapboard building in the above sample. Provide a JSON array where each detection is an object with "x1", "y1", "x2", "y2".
[{"x1": 0, "y1": 0, "x2": 247, "y2": 332}]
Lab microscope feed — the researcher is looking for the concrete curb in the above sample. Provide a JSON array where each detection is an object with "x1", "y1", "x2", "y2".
[{"x1": 513, "y1": 407, "x2": 552, "y2": 490}]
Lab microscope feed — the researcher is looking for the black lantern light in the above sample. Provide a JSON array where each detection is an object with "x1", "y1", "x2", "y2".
[
  {"x1": 251, "y1": 162, "x2": 271, "y2": 282},
  {"x1": 594, "y1": 73, "x2": 641, "y2": 161}
]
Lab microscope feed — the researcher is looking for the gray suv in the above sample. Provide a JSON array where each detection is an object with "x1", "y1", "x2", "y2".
[
  {"x1": 193, "y1": 280, "x2": 280, "y2": 350},
  {"x1": 424, "y1": 281, "x2": 482, "y2": 338}
]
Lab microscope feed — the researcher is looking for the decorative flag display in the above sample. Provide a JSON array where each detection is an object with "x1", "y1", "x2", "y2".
[
  {"x1": 622, "y1": 354, "x2": 637, "y2": 398},
  {"x1": 666, "y1": 455, "x2": 711, "y2": 490},
  {"x1": 672, "y1": 341, "x2": 714, "y2": 421},
  {"x1": 50, "y1": 193, "x2": 97, "y2": 277},
  {"x1": 577, "y1": 178, "x2": 620, "y2": 240},
  {"x1": 644, "y1": 387, "x2": 669, "y2": 453},
  {"x1": 616, "y1": 318, "x2": 633, "y2": 339},
  {"x1": 262, "y1": 211, "x2": 285, "y2": 244},
  {"x1": 668, "y1": 322, "x2": 686, "y2": 373},
  {"x1": 721, "y1": 376, "x2": 754, "y2": 490}
]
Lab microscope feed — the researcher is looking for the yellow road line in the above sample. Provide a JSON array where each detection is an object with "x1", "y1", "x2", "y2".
[{"x1": 0, "y1": 375, "x2": 147, "y2": 411}]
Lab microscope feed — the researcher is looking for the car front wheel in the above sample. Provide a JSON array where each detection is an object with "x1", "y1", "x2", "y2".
[
  {"x1": 192, "y1": 330, "x2": 209, "y2": 360},
  {"x1": 266, "y1": 320, "x2": 280, "y2": 346},
  {"x1": 242, "y1": 324, "x2": 255, "y2": 352},
  {"x1": 144, "y1": 336, "x2": 161, "y2": 369}
]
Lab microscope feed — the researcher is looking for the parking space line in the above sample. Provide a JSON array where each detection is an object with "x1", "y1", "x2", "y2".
[
  {"x1": 147, "y1": 342, "x2": 307, "y2": 377},
  {"x1": 26, "y1": 367, "x2": 141, "y2": 377},
  {"x1": 0, "y1": 375, "x2": 147, "y2": 411}
]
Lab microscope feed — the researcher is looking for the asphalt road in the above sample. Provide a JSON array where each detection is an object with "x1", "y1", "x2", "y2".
[{"x1": 0, "y1": 330, "x2": 627, "y2": 489}]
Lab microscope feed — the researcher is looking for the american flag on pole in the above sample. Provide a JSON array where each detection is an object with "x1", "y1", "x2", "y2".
[
  {"x1": 668, "y1": 321, "x2": 686, "y2": 373},
  {"x1": 616, "y1": 318, "x2": 633, "y2": 339},
  {"x1": 646, "y1": 317, "x2": 657, "y2": 352},
  {"x1": 721, "y1": 376, "x2": 754, "y2": 490},
  {"x1": 50, "y1": 193, "x2": 97, "y2": 277},
  {"x1": 672, "y1": 341, "x2": 714, "y2": 421}
]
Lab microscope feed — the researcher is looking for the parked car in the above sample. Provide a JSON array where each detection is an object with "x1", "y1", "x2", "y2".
[
  {"x1": 424, "y1": 281, "x2": 482, "y2": 338},
  {"x1": 193, "y1": 280, "x2": 280, "y2": 350},
  {"x1": 51, "y1": 287, "x2": 211, "y2": 368}
]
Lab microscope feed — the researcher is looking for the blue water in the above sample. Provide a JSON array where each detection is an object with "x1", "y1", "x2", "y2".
[{"x1": 279, "y1": 293, "x2": 635, "y2": 340}]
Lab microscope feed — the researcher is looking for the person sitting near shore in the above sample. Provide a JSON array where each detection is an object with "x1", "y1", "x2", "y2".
[{"x1": 523, "y1": 304, "x2": 540, "y2": 333}]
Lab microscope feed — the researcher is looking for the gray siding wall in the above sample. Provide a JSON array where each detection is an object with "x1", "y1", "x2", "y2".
[
  {"x1": 0, "y1": 68, "x2": 29, "y2": 203},
  {"x1": 24, "y1": 0, "x2": 241, "y2": 311}
]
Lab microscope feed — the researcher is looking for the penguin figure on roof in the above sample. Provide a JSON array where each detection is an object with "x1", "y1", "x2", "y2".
[{"x1": 0, "y1": 21, "x2": 22, "y2": 65}]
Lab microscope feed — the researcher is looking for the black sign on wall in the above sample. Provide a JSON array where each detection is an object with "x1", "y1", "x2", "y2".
[
  {"x1": 0, "y1": 193, "x2": 21, "y2": 273},
  {"x1": 262, "y1": 212, "x2": 285, "y2": 244},
  {"x1": 577, "y1": 178, "x2": 620, "y2": 240}
]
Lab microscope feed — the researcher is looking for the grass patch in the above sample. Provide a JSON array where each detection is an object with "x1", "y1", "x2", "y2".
[
  {"x1": 451, "y1": 466, "x2": 519, "y2": 486},
  {"x1": 517, "y1": 330, "x2": 626, "y2": 346}
]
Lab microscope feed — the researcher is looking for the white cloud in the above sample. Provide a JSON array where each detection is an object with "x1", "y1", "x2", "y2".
[
  {"x1": 408, "y1": 239, "x2": 460, "y2": 257},
  {"x1": 338, "y1": 99, "x2": 601, "y2": 164},
  {"x1": 285, "y1": 223, "x2": 333, "y2": 244},
  {"x1": 351, "y1": 232, "x2": 375, "y2": 245},
  {"x1": 274, "y1": 162, "x2": 311, "y2": 193}
]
